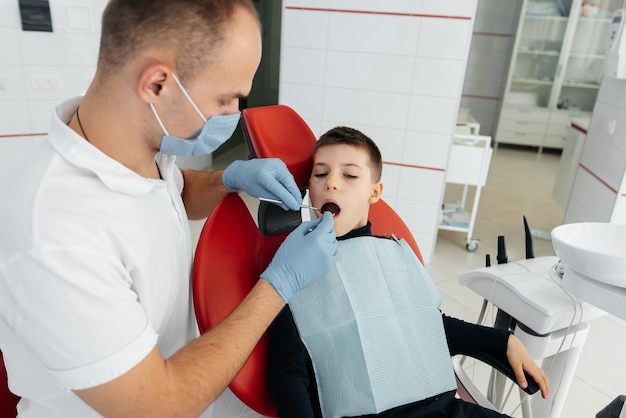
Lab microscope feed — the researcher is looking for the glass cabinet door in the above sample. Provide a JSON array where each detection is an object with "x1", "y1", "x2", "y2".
[
  {"x1": 510, "y1": 0, "x2": 574, "y2": 109},
  {"x1": 558, "y1": 0, "x2": 622, "y2": 112}
]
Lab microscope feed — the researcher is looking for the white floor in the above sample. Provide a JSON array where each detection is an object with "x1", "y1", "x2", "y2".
[{"x1": 192, "y1": 143, "x2": 626, "y2": 418}]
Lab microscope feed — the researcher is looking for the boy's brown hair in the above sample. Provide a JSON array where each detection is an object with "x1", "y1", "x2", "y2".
[{"x1": 314, "y1": 126, "x2": 383, "y2": 182}]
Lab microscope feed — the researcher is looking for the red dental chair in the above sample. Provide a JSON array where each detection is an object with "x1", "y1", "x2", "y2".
[
  {"x1": 192, "y1": 105, "x2": 422, "y2": 417},
  {"x1": 191, "y1": 104, "x2": 538, "y2": 417},
  {"x1": 1, "y1": 352, "x2": 20, "y2": 418}
]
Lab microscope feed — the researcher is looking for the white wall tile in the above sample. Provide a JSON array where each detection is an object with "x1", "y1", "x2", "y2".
[
  {"x1": 322, "y1": 87, "x2": 410, "y2": 128},
  {"x1": 402, "y1": 131, "x2": 451, "y2": 169},
  {"x1": 325, "y1": 51, "x2": 414, "y2": 93},
  {"x1": 18, "y1": 31, "x2": 100, "y2": 67},
  {"x1": 596, "y1": 75, "x2": 623, "y2": 108},
  {"x1": 568, "y1": 167, "x2": 617, "y2": 222},
  {"x1": 284, "y1": 0, "x2": 332, "y2": 8},
  {"x1": 28, "y1": 100, "x2": 60, "y2": 133},
  {"x1": 280, "y1": 48, "x2": 327, "y2": 85},
  {"x1": 0, "y1": 1, "x2": 19, "y2": 28},
  {"x1": 611, "y1": 196, "x2": 626, "y2": 224},
  {"x1": 329, "y1": 0, "x2": 424, "y2": 14},
  {"x1": 358, "y1": 125, "x2": 405, "y2": 164},
  {"x1": 396, "y1": 195, "x2": 441, "y2": 235},
  {"x1": 282, "y1": 9, "x2": 330, "y2": 49},
  {"x1": 417, "y1": 18, "x2": 473, "y2": 60},
  {"x1": 407, "y1": 96, "x2": 459, "y2": 134},
  {"x1": 0, "y1": 101, "x2": 30, "y2": 134},
  {"x1": 280, "y1": 6, "x2": 478, "y2": 263},
  {"x1": 581, "y1": 101, "x2": 625, "y2": 188},
  {"x1": 304, "y1": 118, "x2": 324, "y2": 139},
  {"x1": 328, "y1": 13, "x2": 420, "y2": 56},
  {"x1": 412, "y1": 58, "x2": 466, "y2": 98},
  {"x1": 422, "y1": 0, "x2": 477, "y2": 17},
  {"x1": 279, "y1": 83, "x2": 325, "y2": 121},
  {"x1": 22, "y1": 65, "x2": 92, "y2": 102},
  {"x1": 0, "y1": 64, "x2": 27, "y2": 101},
  {"x1": 0, "y1": 137, "x2": 38, "y2": 171},
  {"x1": 564, "y1": 193, "x2": 596, "y2": 223},
  {"x1": 0, "y1": 29, "x2": 21, "y2": 65},
  {"x1": 397, "y1": 166, "x2": 446, "y2": 203},
  {"x1": 410, "y1": 230, "x2": 435, "y2": 264},
  {"x1": 380, "y1": 163, "x2": 401, "y2": 199}
]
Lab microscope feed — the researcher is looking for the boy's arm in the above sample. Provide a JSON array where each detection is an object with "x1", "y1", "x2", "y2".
[
  {"x1": 442, "y1": 314, "x2": 509, "y2": 359},
  {"x1": 268, "y1": 306, "x2": 321, "y2": 418},
  {"x1": 442, "y1": 314, "x2": 548, "y2": 397}
]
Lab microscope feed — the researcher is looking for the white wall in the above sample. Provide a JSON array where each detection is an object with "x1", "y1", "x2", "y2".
[
  {"x1": 1, "y1": 0, "x2": 479, "y2": 263},
  {"x1": 278, "y1": 0, "x2": 478, "y2": 263},
  {"x1": 0, "y1": 0, "x2": 106, "y2": 178},
  {"x1": 460, "y1": 0, "x2": 522, "y2": 137},
  {"x1": 565, "y1": 75, "x2": 626, "y2": 224}
]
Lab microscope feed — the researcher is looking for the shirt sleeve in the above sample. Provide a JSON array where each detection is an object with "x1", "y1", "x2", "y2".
[
  {"x1": 267, "y1": 306, "x2": 322, "y2": 418},
  {"x1": 442, "y1": 314, "x2": 510, "y2": 363},
  {"x1": 2, "y1": 248, "x2": 157, "y2": 390}
]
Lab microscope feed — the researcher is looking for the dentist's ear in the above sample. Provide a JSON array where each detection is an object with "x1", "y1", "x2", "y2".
[
  {"x1": 369, "y1": 182, "x2": 383, "y2": 204},
  {"x1": 137, "y1": 64, "x2": 172, "y2": 103}
]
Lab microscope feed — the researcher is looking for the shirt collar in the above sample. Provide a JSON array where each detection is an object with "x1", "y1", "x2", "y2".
[
  {"x1": 48, "y1": 97, "x2": 166, "y2": 196},
  {"x1": 338, "y1": 221, "x2": 373, "y2": 241}
]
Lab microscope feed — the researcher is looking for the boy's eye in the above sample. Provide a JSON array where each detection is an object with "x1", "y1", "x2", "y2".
[
  {"x1": 344, "y1": 174, "x2": 357, "y2": 179},
  {"x1": 313, "y1": 172, "x2": 328, "y2": 178}
]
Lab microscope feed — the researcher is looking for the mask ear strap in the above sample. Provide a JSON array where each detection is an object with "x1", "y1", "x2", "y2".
[
  {"x1": 149, "y1": 103, "x2": 170, "y2": 135},
  {"x1": 172, "y1": 73, "x2": 208, "y2": 122}
]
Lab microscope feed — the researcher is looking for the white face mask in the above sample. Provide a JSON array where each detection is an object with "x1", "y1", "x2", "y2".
[{"x1": 151, "y1": 73, "x2": 240, "y2": 157}]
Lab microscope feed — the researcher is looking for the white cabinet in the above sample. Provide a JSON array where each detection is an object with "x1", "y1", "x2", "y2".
[{"x1": 495, "y1": 0, "x2": 620, "y2": 150}]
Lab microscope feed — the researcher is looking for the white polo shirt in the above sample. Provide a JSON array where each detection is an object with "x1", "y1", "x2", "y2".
[{"x1": 0, "y1": 97, "x2": 197, "y2": 416}]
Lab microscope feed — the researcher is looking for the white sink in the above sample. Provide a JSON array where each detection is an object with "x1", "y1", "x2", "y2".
[{"x1": 551, "y1": 222, "x2": 626, "y2": 287}]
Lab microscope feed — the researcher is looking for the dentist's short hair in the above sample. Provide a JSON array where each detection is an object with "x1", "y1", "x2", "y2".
[{"x1": 98, "y1": 0, "x2": 260, "y2": 82}]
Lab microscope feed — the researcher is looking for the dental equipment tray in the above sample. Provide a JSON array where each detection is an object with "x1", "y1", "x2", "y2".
[{"x1": 459, "y1": 256, "x2": 606, "y2": 335}]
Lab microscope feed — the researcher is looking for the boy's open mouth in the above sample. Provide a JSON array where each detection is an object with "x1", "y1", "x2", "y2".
[{"x1": 320, "y1": 202, "x2": 340, "y2": 216}]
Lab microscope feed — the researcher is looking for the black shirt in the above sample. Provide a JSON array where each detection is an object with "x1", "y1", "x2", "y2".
[{"x1": 267, "y1": 222, "x2": 511, "y2": 418}]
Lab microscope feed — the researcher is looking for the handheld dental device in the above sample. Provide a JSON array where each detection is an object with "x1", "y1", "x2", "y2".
[{"x1": 258, "y1": 197, "x2": 319, "y2": 211}]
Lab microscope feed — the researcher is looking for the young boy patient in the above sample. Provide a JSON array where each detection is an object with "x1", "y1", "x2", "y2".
[{"x1": 267, "y1": 126, "x2": 549, "y2": 418}]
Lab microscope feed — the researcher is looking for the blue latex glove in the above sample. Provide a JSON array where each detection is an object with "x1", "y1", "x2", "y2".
[
  {"x1": 222, "y1": 158, "x2": 302, "y2": 211},
  {"x1": 261, "y1": 212, "x2": 338, "y2": 302}
]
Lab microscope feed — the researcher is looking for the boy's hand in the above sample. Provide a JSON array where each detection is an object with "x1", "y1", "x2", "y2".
[{"x1": 506, "y1": 334, "x2": 550, "y2": 399}]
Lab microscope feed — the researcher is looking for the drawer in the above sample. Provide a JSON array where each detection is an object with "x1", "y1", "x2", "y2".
[
  {"x1": 546, "y1": 121, "x2": 568, "y2": 137},
  {"x1": 496, "y1": 130, "x2": 544, "y2": 147},
  {"x1": 500, "y1": 107, "x2": 550, "y2": 123},
  {"x1": 498, "y1": 119, "x2": 548, "y2": 135},
  {"x1": 543, "y1": 134, "x2": 566, "y2": 149}
]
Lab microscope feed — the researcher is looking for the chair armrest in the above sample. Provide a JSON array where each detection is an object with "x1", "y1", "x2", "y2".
[
  {"x1": 463, "y1": 351, "x2": 540, "y2": 395},
  {"x1": 452, "y1": 357, "x2": 499, "y2": 410}
]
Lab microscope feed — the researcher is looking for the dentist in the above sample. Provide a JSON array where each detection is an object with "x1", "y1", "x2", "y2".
[{"x1": 0, "y1": 0, "x2": 337, "y2": 417}]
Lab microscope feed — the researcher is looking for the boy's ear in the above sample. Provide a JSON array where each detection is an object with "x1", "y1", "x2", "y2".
[{"x1": 369, "y1": 182, "x2": 383, "y2": 204}]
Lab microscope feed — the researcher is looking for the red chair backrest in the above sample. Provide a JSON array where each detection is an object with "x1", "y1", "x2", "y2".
[
  {"x1": 1, "y1": 352, "x2": 20, "y2": 418},
  {"x1": 192, "y1": 105, "x2": 422, "y2": 417}
]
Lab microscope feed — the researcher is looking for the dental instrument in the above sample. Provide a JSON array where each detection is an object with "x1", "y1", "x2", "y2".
[{"x1": 258, "y1": 197, "x2": 318, "y2": 211}]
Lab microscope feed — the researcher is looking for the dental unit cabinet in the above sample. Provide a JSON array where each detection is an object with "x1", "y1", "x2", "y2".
[
  {"x1": 460, "y1": 221, "x2": 626, "y2": 417},
  {"x1": 460, "y1": 256, "x2": 605, "y2": 418}
]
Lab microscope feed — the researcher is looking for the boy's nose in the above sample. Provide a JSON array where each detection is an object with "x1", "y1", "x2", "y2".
[{"x1": 325, "y1": 175, "x2": 338, "y2": 190}]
